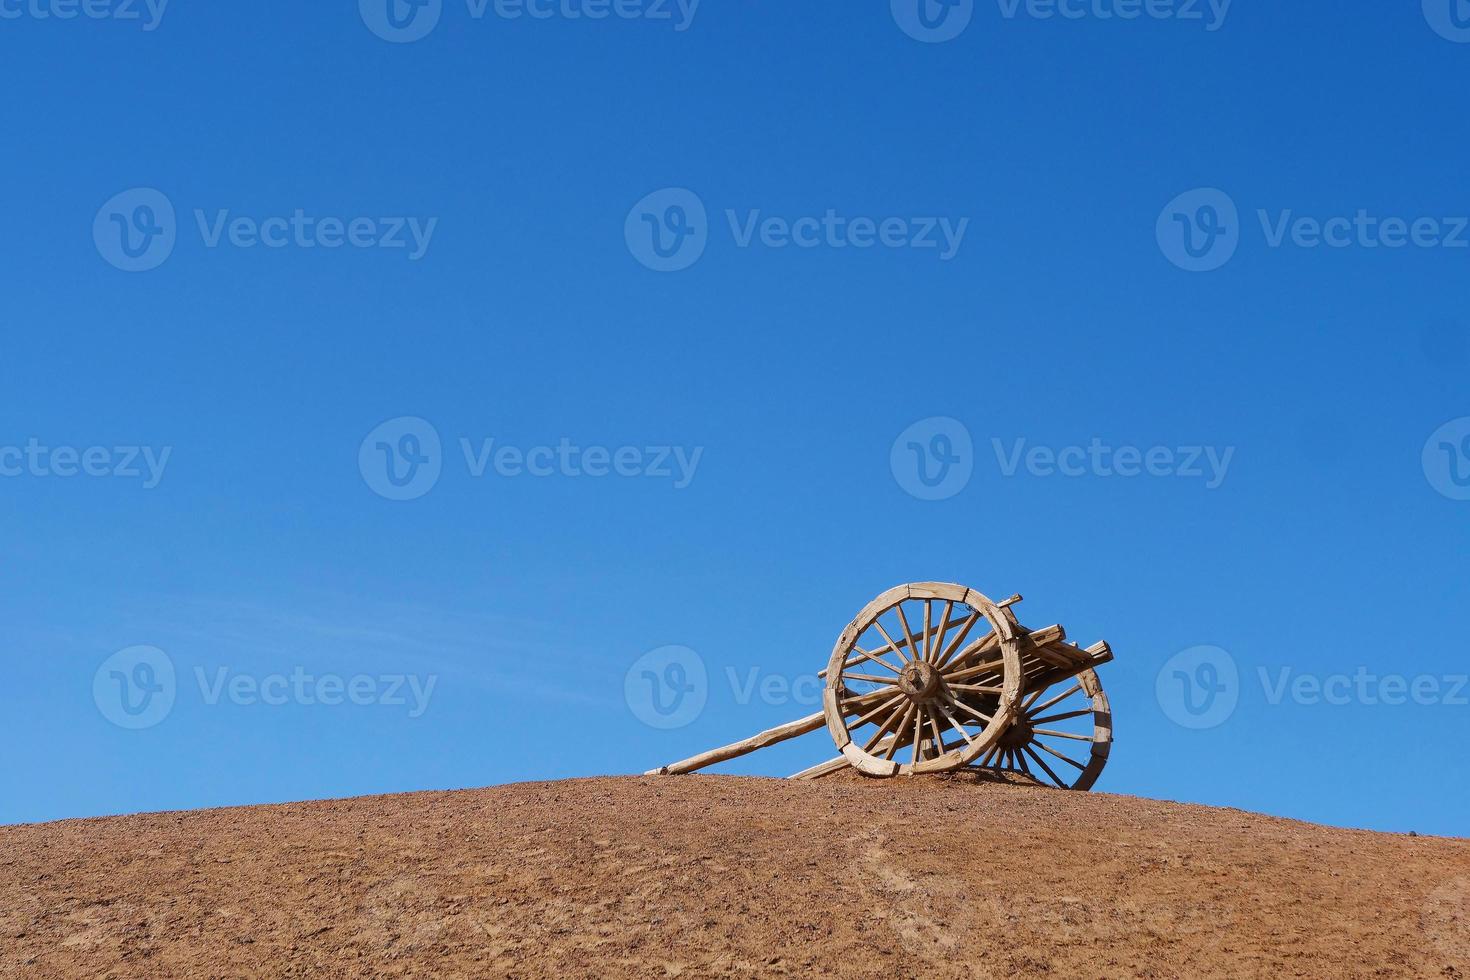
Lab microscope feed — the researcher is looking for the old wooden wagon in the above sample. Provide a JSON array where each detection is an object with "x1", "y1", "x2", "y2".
[{"x1": 648, "y1": 582, "x2": 1114, "y2": 788}]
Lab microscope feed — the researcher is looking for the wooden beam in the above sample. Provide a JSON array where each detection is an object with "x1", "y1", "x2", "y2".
[{"x1": 646, "y1": 688, "x2": 891, "y2": 776}]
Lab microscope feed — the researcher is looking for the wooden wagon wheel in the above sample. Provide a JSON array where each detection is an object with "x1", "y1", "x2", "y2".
[
  {"x1": 822, "y1": 583, "x2": 1025, "y2": 777},
  {"x1": 975, "y1": 667, "x2": 1111, "y2": 790}
]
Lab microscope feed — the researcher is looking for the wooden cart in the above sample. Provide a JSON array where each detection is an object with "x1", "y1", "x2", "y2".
[{"x1": 648, "y1": 582, "x2": 1114, "y2": 789}]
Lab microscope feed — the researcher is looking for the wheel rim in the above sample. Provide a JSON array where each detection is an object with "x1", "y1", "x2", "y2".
[
  {"x1": 976, "y1": 667, "x2": 1111, "y2": 790},
  {"x1": 823, "y1": 583, "x2": 1024, "y2": 777}
]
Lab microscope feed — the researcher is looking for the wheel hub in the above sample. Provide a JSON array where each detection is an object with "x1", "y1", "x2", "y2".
[
  {"x1": 896, "y1": 661, "x2": 941, "y2": 701},
  {"x1": 1000, "y1": 717, "x2": 1034, "y2": 750}
]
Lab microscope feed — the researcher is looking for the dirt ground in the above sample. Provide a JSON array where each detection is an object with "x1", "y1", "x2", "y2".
[{"x1": 1, "y1": 774, "x2": 1466, "y2": 978}]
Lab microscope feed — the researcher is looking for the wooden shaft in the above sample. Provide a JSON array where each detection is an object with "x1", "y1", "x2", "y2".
[{"x1": 647, "y1": 688, "x2": 890, "y2": 776}]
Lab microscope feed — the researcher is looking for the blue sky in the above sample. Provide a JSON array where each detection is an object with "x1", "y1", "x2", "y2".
[{"x1": 1, "y1": 1, "x2": 1467, "y2": 835}]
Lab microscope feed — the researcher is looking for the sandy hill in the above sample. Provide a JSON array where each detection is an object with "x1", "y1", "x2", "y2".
[{"x1": 1, "y1": 775, "x2": 1467, "y2": 978}]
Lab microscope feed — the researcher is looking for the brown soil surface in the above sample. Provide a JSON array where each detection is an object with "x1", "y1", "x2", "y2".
[{"x1": 1, "y1": 774, "x2": 1467, "y2": 978}]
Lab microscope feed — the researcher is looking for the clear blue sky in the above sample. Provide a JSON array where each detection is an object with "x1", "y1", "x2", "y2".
[{"x1": 2, "y1": 1, "x2": 1467, "y2": 836}]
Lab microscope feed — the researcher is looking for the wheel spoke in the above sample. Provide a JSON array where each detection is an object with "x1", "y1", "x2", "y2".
[
  {"x1": 920, "y1": 600, "x2": 934, "y2": 663},
  {"x1": 847, "y1": 693, "x2": 904, "y2": 730},
  {"x1": 948, "y1": 683, "x2": 1003, "y2": 694},
  {"x1": 911, "y1": 707, "x2": 925, "y2": 764},
  {"x1": 940, "y1": 629, "x2": 996, "y2": 671},
  {"x1": 848, "y1": 646, "x2": 904, "y2": 675},
  {"x1": 861, "y1": 698, "x2": 910, "y2": 751},
  {"x1": 1030, "y1": 708, "x2": 1092, "y2": 725},
  {"x1": 934, "y1": 703, "x2": 977, "y2": 746},
  {"x1": 842, "y1": 687, "x2": 895, "y2": 712},
  {"x1": 927, "y1": 600, "x2": 954, "y2": 664},
  {"x1": 884, "y1": 703, "x2": 915, "y2": 760},
  {"x1": 1032, "y1": 728, "x2": 1092, "y2": 742},
  {"x1": 893, "y1": 602, "x2": 923, "y2": 666},
  {"x1": 933, "y1": 610, "x2": 981, "y2": 668},
  {"x1": 942, "y1": 691, "x2": 993, "y2": 725},
  {"x1": 926, "y1": 707, "x2": 947, "y2": 756},
  {"x1": 842, "y1": 672, "x2": 897, "y2": 685},
  {"x1": 870, "y1": 619, "x2": 913, "y2": 666},
  {"x1": 1015, "y1": 748, "x2": 1033, "y2": 777},
  {"x1": 943, "y1": 659, "x2": 1006, "y2": 684},
  {"x1": 1023, "y1": 744, "x2": 1067, "y2": 788},
  {"x1": 1035, "y1": 740, "x2": 1086, "y2": 770},
  {"x1": 1029, "y1": 683, "x2": 1083, "y2": 717}
]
